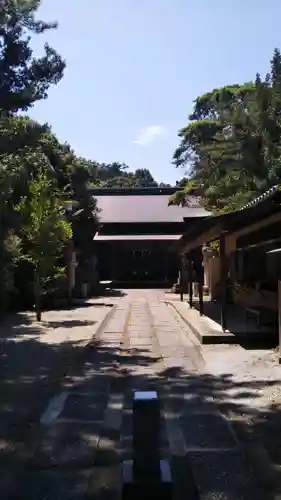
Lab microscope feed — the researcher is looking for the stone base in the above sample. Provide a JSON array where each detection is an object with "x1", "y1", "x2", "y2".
[
  {"x1": 170, "y1": 283, "x2": 189, "y2": 294},
  {"x1": 122, "y1": 460, "x2": 172, "y2": 500},
  {"x1": 167, "y1": 300, "x2": 278, "y2": 345}
]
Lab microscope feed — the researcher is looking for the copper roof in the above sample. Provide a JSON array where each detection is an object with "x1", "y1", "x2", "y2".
[
  {"x1": 94, "y1": 193, "x2": 210, "y2": 223},
  {"x1": 94, "y1": 233, "x2": 182, "y2": 241}
]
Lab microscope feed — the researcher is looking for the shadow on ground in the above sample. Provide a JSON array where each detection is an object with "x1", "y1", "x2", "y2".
[
  {"x1": 42, "y1": 302, "x2": 116, "y2": 311},
  {"x1": 1, "y1": 313, "x2": 281, "y2": 499},
  {"x1": 41, "y1": 319, "x2": 97, "y2": 329},
  {"x1": 94, "y1": 288, "x2": 128, "y2": 298}
]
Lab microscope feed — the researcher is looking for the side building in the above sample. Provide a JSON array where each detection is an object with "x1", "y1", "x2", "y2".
[{"x1": 91, "y1": 187, "x2": 210, "y2": 285}]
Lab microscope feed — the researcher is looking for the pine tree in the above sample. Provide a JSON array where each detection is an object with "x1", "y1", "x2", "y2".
[{"x1": 0, "y1": 0, "x2": 65, "y2": 115}]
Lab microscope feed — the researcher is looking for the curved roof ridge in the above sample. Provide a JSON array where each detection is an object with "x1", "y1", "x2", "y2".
[{"x1": 240, "y1": 185, "x2": 279, "y2": 210}]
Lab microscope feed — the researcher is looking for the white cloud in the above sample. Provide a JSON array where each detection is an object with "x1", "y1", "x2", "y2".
[{"x1": 133, "y1": 125, "x2": 168, "y2": 146}]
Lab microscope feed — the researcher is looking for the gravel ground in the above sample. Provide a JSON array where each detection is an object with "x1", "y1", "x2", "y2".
[
  {"x1": 202, "y1": 344, "x2": 281, "y2": 408},
  {"x1": 202, "y1": 343, "x2": 281, "y2": 496}
]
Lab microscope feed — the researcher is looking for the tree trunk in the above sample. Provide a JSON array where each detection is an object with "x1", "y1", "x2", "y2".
[{"x1": 34, "y1": 271, "x2": 42, "y2": 322}]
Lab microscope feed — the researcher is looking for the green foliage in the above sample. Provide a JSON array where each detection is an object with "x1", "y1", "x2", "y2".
[
  {"x1": 173, "y1": 48, "x2": 281, "y2": 213},
  {"x1": 87, "y1": 162, "x2": 162, "y2": 188},
  {"x1": 0, "y1": 112, "x2": 161, "y2": 311},
  {"x1": 16, "y1": 170, "x2": 72, "y2": 273},
  {"x1": 15, "y1": 171, "x2": 72, "y2": 319},
  {"x1": 0, "y1": 1, "x2": 168, "y2": 312},
  {"x1": 168, "y1": 180, "x2": 198, "y2": 206},
  {"x1": 0, "y1": 0, "x2": 65, "y2": 115},
  {"x1": 0, "y1": 230, "x2": 22, "y2": 308}
]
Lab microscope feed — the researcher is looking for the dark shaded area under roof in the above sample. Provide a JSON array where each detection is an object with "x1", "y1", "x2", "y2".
[
  {"x1": 89, "y1": 187, "x2": 181, "y2": 196},
  {"x1": 177, "y1": 187, "x2": 281, "y2": 253},
  {"x1": 93, "y1": 192, "x2": 210, "y2": 223}
]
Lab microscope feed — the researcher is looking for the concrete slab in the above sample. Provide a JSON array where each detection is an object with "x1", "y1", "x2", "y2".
[{"x1": 167, "y1": 300, "x2": 277, "y2": 345}]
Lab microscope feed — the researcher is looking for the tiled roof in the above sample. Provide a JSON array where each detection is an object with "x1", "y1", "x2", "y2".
[
  {"x1": 94, "y1": 233, "x2": 182, "y2": 241},
  {"x1": 94, "y1": 193, "x2": 210, "y2": 223}
]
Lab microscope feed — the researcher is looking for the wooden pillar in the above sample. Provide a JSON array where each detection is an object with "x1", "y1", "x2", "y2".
[
  {"x1": 278, "y1": 280, "x2": 281, "y2": 364},
  {"x1": 188, "y1": 258, "x2": 193, "y2": 308},
  {"x1": 180, "y1": 255, "x2": 183, "y2": 302},
  {"x1": 195, "y1": 248, "x2": 204, "y2": 316},
  {"x1": 164, "y1": 250, "x2": 168, "y2": 282},
  {"x1": 198, "y1": 281, "x2": 204, "y2": 315},
  {"x1": 219, "y1": 234, "x2": 227, "y2": 331},
  {"x1": 111, "y1": 243, "x2": 116, "y2": 281}
]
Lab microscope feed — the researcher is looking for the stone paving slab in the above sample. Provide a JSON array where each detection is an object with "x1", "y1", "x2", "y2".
[
  {"x1": 32, "y1": 421, "x2": 102, "y2": 468},
  {"x1": 64, "y1": 371, "x2": 112, "y2": 395},
  {"x1": 166, "y1": 393, "x2": 218, "y2": 416},
  {"x1": 129, "y1": 342, "x2": 152, "y2": 349},
  {"x1": 188, "y1": 450, "x2": 257, "y2": 500},
  {"x1": 180, "y1": 413, "x2": 238, "y2": 450},
  {"x1": 11, "y1": 468, "x2": 92, "y2": 500},
  {"x1": 101, "y1": 341, "x2": 121, "y2": 349},
  {"x1": 4, "y1": 289, "x2": 272, "y2": 500},
  {"x1": 87, "y1": 464, "x2": 122, "y2": 499},
  {"x1": 61, "y1": 392, "x2": 107, "y2": 422},
  {"x1": 94, "y1": 392, "x2": 124, "y2": 466},
  {"x1": 162, "y1": 357, "x2": 187, "y2": 370}
]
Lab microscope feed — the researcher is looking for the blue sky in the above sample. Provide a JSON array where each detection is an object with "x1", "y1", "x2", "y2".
[{"x1": 30, "y1": 0, "x2": 281, "y2": 184}]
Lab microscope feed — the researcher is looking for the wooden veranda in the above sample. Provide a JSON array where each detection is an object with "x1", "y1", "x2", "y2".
[{"x1": 175, "y1": 187, "x2": 281, "y2": 359}]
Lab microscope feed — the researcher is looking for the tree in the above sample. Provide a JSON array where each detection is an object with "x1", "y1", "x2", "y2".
[
  {"x1": 133, "y1": 168, "x2": 157, "y2": 187},
  {"x1": 172, "y1": 49, "x2": 281, "y2": 213},
  {"x1": 86, "y1": 162, "x2": 159, "y2": 188},
  {"x1": 0, "y1": 116, "x2": 101, "y2": 309},
  {"x1": 0, "y1": 0, "x2": 65, "y2": 116},
  {"x1": 0, "y1": 230, "x2": 22, "y2": 310},
  {"x1": 16, "y1": 171, "x2": 72, "y2": 321},
  {"x1": 71, "y1": 156, "x2": 100, "y2": 290}
]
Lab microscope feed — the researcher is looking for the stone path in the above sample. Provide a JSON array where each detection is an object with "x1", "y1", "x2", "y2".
[{"x1": 7, "y1": 290, "x2": 265, "y2": 499}]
